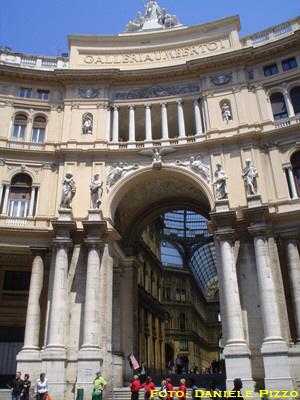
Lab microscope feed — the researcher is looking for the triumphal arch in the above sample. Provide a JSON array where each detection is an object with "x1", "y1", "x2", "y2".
[{"x1": 0, "y1": 1, "x2": 300, "y2": 398}]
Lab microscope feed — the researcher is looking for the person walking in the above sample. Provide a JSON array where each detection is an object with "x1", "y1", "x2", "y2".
[
  {"x1": 7, "y1": 372, "x2": 24, "y2": 400},
  {"x1": 166, "y1": 378, "x2": 174, "y2": 400},
  {"x1": 158, "y1": 380, "x2": 167, "y2": 400},
  {"x1": 92, "y1": 371, "x2": 107, "y2": 400},
  {"x1": 188, "y1": 377, "x2": 199, "y2": 400},
  {"x1": 139, "y1": 363, "x2": 147, "y2": 384},
  {"x1": 175, "y1": 355, "x2": 183, "y2": 374},
  {"x1": 34, "y1": 373, "x2": 48, "y2": 400},
  {"x1": 141, "y1": 376, "x2": 155, "y2": 399},
  {"x1": 21, "y1": 374, "x2": 31, "y2": 400},
  {"x1": 130, "y1": 375, "x2": 141, "y2": 400},
  {"x1": 178, "y1": 378, "x2": 187, "y2": 399},
  {"x1": 228, "y1": 378, "x2": 244, "y2": 400}
]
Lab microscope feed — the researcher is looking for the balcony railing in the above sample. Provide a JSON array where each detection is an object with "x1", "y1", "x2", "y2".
[
  {"x1": 7, "y1": 140, "x2": 45, "y2": 150},
  {"x1": 274, "y1": 115, "x2": 300, "y2": 129}
]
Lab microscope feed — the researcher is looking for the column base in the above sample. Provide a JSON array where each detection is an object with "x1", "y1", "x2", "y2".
[
  {"x1": 87, "y1": 209, "x2": 103, "y2": 221},
  {"x1": 224, "y1": 342, "x2": 255, "y2": 392},
  {"x1": 77, "y1": 348, "x2": 103, "y2": 394},
  {"x1": 261, "y1": 340, "x2": 295, "y2": 390},
  {"x1": 17, "y1": 349, "x2": 42, "y2": 383},
  {"x1": 247, "y1": 194, "x2": 262, "y2": 208},
  {"x1": 195, "y1": 134, "x2": 205, "y2": 142},
  {"x1": 215, "y1": 199, "x2": 230, "y2": 212},
  {"x1": 58, "y1": 208, "x2": 73, "y2": 221},
  {"x1": 177, "y1": 136, "x2": 187, "y2": 144}
]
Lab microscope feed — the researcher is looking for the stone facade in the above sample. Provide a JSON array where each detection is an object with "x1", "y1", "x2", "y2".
[{"x1": 0, "y1": 8, "x2": 300, "y2": 400}]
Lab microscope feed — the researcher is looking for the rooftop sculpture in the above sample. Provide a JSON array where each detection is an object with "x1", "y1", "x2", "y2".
[{"x1": 125, "y1": 0, "x2": 181, "y2": 32}]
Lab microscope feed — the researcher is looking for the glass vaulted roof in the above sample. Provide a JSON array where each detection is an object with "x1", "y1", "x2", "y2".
[{"x1": 160, "y1": 210, "x2": 217, "y2": 294}]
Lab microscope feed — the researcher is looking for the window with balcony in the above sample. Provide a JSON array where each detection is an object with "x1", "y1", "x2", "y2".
[
  {"x1": 32, "y1": 115, "x2": 46, "y2": 143},
  {"x1": 264, "y1": 64, "x2": 278, "y2": 77},
  {"x1": 270, "y1": 92, "x2": 288, "y2": 120},
  {"x1": 19, "y1": 88, "x2": 32, "y2": 98},
  {"x1": 37, "y1": 89, "x2": 49, "y2": 100},
  {"x1": 290, "y1": 86, "x2": 300, "y2": 115},
  {"x1": 12, "y1": 113, "x2": 27, "y2": 141},
  {"x1": 180, "y1": 339, "x2": 188, "y2": 351},
  {"x1": 8, "y1": 174, "x2": 32, "y2": 218},
  {"x1": 282, "y1": 57, "x2": 297, "y2": 72}
]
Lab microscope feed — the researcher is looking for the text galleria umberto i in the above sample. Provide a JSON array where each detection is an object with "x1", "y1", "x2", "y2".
[{"x1": 0, "y1": 1, "x2": 300, "y2": 399}]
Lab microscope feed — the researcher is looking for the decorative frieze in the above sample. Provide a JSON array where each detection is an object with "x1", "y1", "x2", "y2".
[
  {"x1": 210, "y1": 72, "x2": 233, "y2": 87},
  {"x1": 78, "y1": 88, "x2": 101, "y2": 99},
  {"x1": 106, "y1": 163, "x2": 139, "y2": 191},
  {"x1": 175, "y1": 156, "x2": 210, "y2": 182},
  {"x1": 113, "y1": 82, "x2": 200, "y2": 100}
]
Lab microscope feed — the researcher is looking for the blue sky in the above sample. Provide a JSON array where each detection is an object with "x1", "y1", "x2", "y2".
[{"x1": 0, "y1": 0, "x2": 299, "y2": 57}]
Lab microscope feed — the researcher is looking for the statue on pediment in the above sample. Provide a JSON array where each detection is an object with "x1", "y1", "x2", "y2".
[
  {"x1": 143, "y1": 0, "x2": 161, "y2": 21},
  {"x1": 160, "y1": 8, "x2": 179, "y2": 28},
  {"x1": 126, "y1": 12, "x2": 145, "y2": 32}
]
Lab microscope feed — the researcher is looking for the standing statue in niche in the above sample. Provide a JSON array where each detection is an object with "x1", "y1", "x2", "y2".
[
  {"x1": 221, "y1": 103, "x2": 232, "y2": 123},
  {"x1": 242, "y1": 159, "x2": 259, "y2": 196},
  {"x1": 82, "y1": 113, "x2": 93, "y2": 134},
  {"x1": 213, "y1": 163, "x2": 228, "y2": 200},
  {"x1": 90, "y1": 173, "x2": 103, "y2": 209},
  {"x1": 59, "y1": 172, "x2": 76, "y2": 209}
]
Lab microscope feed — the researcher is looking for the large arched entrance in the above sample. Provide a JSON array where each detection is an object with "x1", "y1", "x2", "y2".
[{"x1": 108, "y1": 168, "x2": 224, "y2": 384}]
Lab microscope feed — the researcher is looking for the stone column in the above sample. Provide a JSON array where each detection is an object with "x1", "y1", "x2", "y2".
[
  {"x1": 22, "y1": 248, "x2": 47, "y2": 350},
  {"x1": 81, "y1": 243, "x2": 101, "y2": 349},
  {"x1": 194, "y1": 97, "x2": 203, "y2": 135},
  {"x1": 145, "y1": 104, "x2": 152, "y2": 141},
  {"x1": 287, "y1": 167, "x2": 298, "y2": 199},
  {"x1": 46, "y1": 240, "x2": 71, "y2": 349},
  {"x1": 176, "y1": 99, "x2": 186, "y2": 137},
  {"x1": 128, "y1": 105, "x2": 136, "y2": 142},
  {"x1": 249, "y1": 224, "x2": 294, "y2": 390},
  {"x1": 281, "y1": 232, "x2": 300, "y2": 343},
  {"x1": 2, "y1": 184, "x2": 10, "y2": 215},
  {"x1": 112, "y1": 105, "x2": 119, "y2": 143},
  {"x1": 28, "y1": 187, "x2": 36, "y2": 217},
  {"x1": 160, "y1": 102, "x2": 169, "y2": 140},
  {"x1": 284, "y1": 91, "x2": 295, "y2": 118},
  {"x1": 0, "y1": 185, "x2": 4, "y2": 208},
  {"x1": 106, "y1": 106, "x2": 112, "y2": 142}
]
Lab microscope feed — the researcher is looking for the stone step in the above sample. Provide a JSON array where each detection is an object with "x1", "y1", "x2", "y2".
[
  {"x1": 0, "y1": 389, "x2": 11, "y2": 399},
  {"x1": 106, "y1": 388, "x2": 193, "y2": 400}
]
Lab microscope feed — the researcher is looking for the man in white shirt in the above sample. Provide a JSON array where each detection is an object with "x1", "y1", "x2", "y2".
[{"x1": 34, "y1": 373, "x2": 48, "y2": 400}]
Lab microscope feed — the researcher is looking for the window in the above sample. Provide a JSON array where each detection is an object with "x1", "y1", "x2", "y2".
[
  {"x1": 291, "y1": 152, "x2": 300, "y2": 197},
  {"x1": 180, "y1": 339, "x2": 188, "y2": 351},
  {"x1": 32, "y1": 115, "x2": 46, "y2": 143},
  {"x1": 176, "y1": 288, "x2": 181, "y2": 301},
  {"x1": 270, "y1": 92, "x2": 288, "y2": 120},
  {"x1": 179, "y1": 313, "x2": 186, "y2": 330},
  {"x1": 12, "y1": 114, "x2": 27, "y2": 141},
  {"x1": 290, "y1": 87, "x2": 300, "y2": 115},
  {"x1": 181, "y1": 289, "x2": 186, "y2": 302},
  {"x1": 263, "y1": 64, "x2": 278, "y2": 77},
  {"x1": 166, "y1": 287, "x2": 171, "y2": 300},
  {"x1": 19, "y1": 88, "x2": 32, "y2": 98},
  {"x1": 282, "y1": 57, "x2": 297, "y2": 72},
  {"x1": 3, "y1": 271, "x2": 31, "y2": 291},
  {"x1": 8, "y1": 174, "x2": 32, "y2": 218},
  {"x1": 37, "y1": 89, "x2": 49, "y2": 100}
]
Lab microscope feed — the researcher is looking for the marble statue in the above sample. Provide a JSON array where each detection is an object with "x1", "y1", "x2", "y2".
[
  {"x1": 213, "y1": 163, "x2": 228, "y2": 200},
  {"x1": 59, "y1": 172, "x2": 76, "y2": 209},
  {"x1": 175, "y1": 156, "x2": 210, "y2": 182},
  {"x1": 90, "y1": 174, "x2": 103, "y2": 208},
  {"x1": 160, "y1": 8, "x2": 179, "y2": 28},
  {"x1": 106, "y1": 162, "x2": 139, "y2": 191},
  {"x1": 143, "y1": 0, "x2": 161, "y2": 21},
  {"x1": 82, "y1": 113, "x2": 93, "y2": 134},
  {"x1": 126, "y1": 12, "x2": 145, "y2": 32},
  {"x1": 242, "y1": 159, "x2": 259, "y2": 196},
  {"x1": 139, "y1": 147, "x2": 176, "y2": 163},
  {"x1": 221, "y1": 103, "x2": 231, "y2": 123}
]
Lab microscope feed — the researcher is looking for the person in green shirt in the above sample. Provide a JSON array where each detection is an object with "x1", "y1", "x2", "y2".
[{"x1": 92, "y1": 371, "x2": 107, "y2": 400}]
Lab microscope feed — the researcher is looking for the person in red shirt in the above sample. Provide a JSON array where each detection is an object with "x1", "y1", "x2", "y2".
[
  {"x1": 141, "y1": 376, "x2": 155, "y2": 399},
  {"x1": 130, "y1": 375, "x2": 141, "y2": 400},
  {"x1": 178, "y1": 378, "x2": 187, "y2": 399},
  {"x1": 166, "y1": 377, "x2": 174, "y2": 400}
]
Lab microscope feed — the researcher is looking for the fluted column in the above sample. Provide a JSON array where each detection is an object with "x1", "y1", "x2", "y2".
[
  {"x1": 112, "y1": 105, "x2": 119, "y2": 142},
  {"x1": 217, "y1": 230, "x2": 245, "y2": 343},
  {"x1": 176, "y1": 99, "x2": 186, "y2": 137},
  {"x1": 128, "y1": 105, "x2": 136, "y2": 142},
  {"x1": 287, "y1": 167, "x2": 298, "y2": 199},
  {"x1": 284, "y1": 91, "x2": 295, "y2": 118},
  {"x1": 23, "y1": 248, "x2": 47, "y2": 350},
  {"x1": 28, "y1": 187, "x2": 36, "y2": 217},
  {"x1": 47, "y1": 241, "x2": 71, "y2": 349},
  {"x1": 81, "y1": 243, "x2": 101, "y2": 349},
  {"x1": 194, "y1": 97, "x2": 203, "y2": 135},
  {"x1": 145, "y1": 104, "x2": 152, "y2": 141},
  {"x1": 249, "y1": 226, "x2": 283, "y2": 341},
  {"x1": 106, "y1": 106, "x2": 112, "y2": 142},
  {"x1": 160, "y1": 102, "x2": 169, "y2": 140},
  {"x1": 2, "y1": 184, "x2": 10, "y2": 215},
  {"x1": 281, "y1": 232, "x2": 300, "y2": 343}
]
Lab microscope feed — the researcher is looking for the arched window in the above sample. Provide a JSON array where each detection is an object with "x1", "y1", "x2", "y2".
[
  {"x1": 8, "y1": 174, "x2": 32, "y2": 217},
  {"x1": 290, "y1": 87, "x2": 300, "y2": 115},
  {"x1": 179, "y1": 313, "x2": 186, "y2": 330},
  {"x1": 32, "y1": 116, "x2": 46, "y2": 143},
  {"x1": 270, "y1": 92, "x2": 288, "y2": 120},
  {"x1": 12, "y1": 114, "x2": 27, "y2": 141},
  {"x1": 291, "y1": 151, "x2": 300, "y2": 197}
]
